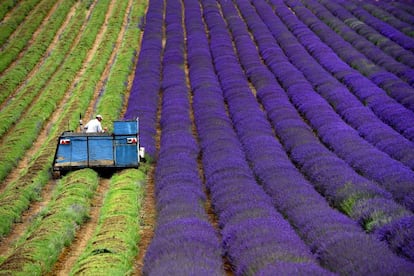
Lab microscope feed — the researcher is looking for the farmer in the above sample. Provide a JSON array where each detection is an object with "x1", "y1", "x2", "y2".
[{"x1": 84, "y1": 115, "x2": 107, "y2": 133}]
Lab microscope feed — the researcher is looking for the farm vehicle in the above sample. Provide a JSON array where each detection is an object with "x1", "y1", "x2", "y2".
[{"x1": 52, "y1": 119, "x2": 145, "y2": 177}]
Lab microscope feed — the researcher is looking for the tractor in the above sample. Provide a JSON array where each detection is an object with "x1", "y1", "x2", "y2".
[{"x1": 52, "y1": 118, "x2": 145, "y2": 178}]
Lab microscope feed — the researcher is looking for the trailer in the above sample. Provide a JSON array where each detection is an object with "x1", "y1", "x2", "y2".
[{"x1": 52, "y1": 119, "x2": 144, "y2": 177}]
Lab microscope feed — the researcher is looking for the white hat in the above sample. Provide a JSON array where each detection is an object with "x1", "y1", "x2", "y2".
[{"x1": 96, "y1": 115, "x2": 103, "y2": 119}]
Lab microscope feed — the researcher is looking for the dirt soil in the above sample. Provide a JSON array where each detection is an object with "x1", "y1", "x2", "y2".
[
  {"x1": 0, "y1": 0, "x2": 122, "y2": 273},
  {"x1": 0, "y1": 2, "x2": 86, "y2": 256},
  {"x1": 48, "y1": 178, "x2": 110, "y2": 276}
]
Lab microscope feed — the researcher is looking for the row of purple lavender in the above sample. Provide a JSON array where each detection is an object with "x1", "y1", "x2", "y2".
[
  {"x1": 284, "y1": 0, "x2": 414, "y2": 141},
  {"x1": 316, "y1": 1, "x2": 414, "y2": 111},
  {"x1": 124, "y1": 0, "x2": 414, "y2": 273},
  {"x1": 363, "y1": 0, "x2": 414, "y2": 26},
  {"x1": 214, "y1": 0, "x2": 414, "y2": 272},
  {"x1": 390, "y1": 1, "x2": 414, "y2": 16},
  {"x1": 292, "y1": 0, "x2": 414, "y2": 87},
  {"x1": 352, "y1": 0, "x2": 414, "y2": 36},
  {"x1": 316, "y1": 0, "x2": 414, "y2": 68},
  {"x1": 313, "y1": 0, "x2": 414, "y2": 111},
  {"x1": 141, "y1": 0, "x2": 224, "y2": 274},
  {"x1": 186, "y1": 0, "x2": 331, "y2": 273},
  {"x1": 124, "y1": 0, "x2": 164, "y2": 158},
  {"x1": 248, "y1": 0, "x2": 414, "y2": 215},
  {"x1": 336, "y1": 0, "x2": 414, "y2": 51},
  {"x1": 249, "y1": 0, "x2": 414, "y2": 261},
  {"x1": 257, "y1": 0, "x2": 414, "y2": 173}
]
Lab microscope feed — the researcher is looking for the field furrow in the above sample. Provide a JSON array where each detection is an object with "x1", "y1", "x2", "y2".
[
  {"x1": 0, "y1": 0, "x2": 57, "y2": 73},
  {"x1": 0, "y1": 0, "x2": 79, "y2": 110},
  {"x1": 0, "y1": 0, "x2": 413, "y2": 274},
  {"x1": 0, "y1": 0, "x2": 111, "y2": 183},
  {"x1": 0, "y1": 0, "x2": 89, "y2": 138},
  {"x1": 0, "y1": 0, "x2": 42, "y2": 46},
  {"x1": 0, "y1": 0, "x2": 146, "y2": 272}
]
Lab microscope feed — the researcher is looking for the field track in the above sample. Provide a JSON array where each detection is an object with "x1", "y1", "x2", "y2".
[{"x1": 1, "y1": 0, "x2": 414, "y2": 275}]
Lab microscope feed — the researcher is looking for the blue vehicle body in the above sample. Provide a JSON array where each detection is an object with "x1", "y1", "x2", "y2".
[{"x1": 53, "y1": 119, "x2": 143, "y2": 175}]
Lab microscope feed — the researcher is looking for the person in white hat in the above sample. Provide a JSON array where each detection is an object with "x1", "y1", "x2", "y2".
[{"x1": 84, "y1": 115, "x2": 106, "y2": 133}]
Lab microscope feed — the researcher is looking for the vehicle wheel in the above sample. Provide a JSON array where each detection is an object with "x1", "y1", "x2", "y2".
[{"x1": 52, "y1": 171, "x2": 61, "y2": 179}]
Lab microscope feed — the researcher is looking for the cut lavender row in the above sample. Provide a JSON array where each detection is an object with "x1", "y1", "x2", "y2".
[
  {"x1": 250, "y1": 0, "x2": 414, "y2": 211},
  {"x1": 298, "y1": 0, "x2": 414, "y2": 113},
  {"x1": 356, "y1": 0, "x2": 414, "y2": 36},
  {"x1": 185, "y1": 0, "x2": 331, "y2": 274},
  {"x1": 242, "y1": 0, "x2": 414, "y2": 261},
  {"x1": 285, "y1": 0, "x2": 414, "y2": 141},
  {"x1": 335, "y1": 0, "x2": 414, "y2": 51},
  {"x1": 143, "y1": 0, "x2": 224, "y2": 273},
  {"x1": 123, "y1": 0, "x2": 164, "y2": 158},
  {"x1": 261, "y1": 0, "x2": 414, "y2": 170},
  {"x1": 219, "y1": 0, "x2": 414, "y2": 268}
]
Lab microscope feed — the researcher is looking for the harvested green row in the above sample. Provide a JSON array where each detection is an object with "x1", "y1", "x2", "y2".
[
  {"x1": 67, "y1": 0, "x2": 131, "y2": 127},
  {"x1": 0, "y1": 0, "x2": 41, "y2": 45},
  {"x1": 0, "y1": 169, "x2": 99, "y2": 275},
  {"x1": 0, "y1": 0, "x2": 56, "y2": 73},
  {"x1": 0, "y1": 0, "x2": 76, "y2": 105},
  {"x1": 70, "y1": 169, "x2": 146, "y2": 275},
  {"x1": 0, "y1": 0, "x2": 17, "y2": 22},
  {"x1": 0, "y1": 0, "x2": 111, "y2": 183},
  {"x1": 96, "y1": 0, "x2": 147, "y2": 127},
  {"x1": 0, "y1": 0, "x2": 146, "y2": 238},
  {"x1": 0, "y1": 1, "x2": 87, "y2": 136}
]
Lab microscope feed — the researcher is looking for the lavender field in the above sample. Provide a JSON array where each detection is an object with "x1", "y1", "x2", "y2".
[
  {"x1": 125, "y1": 0, "x2": 414, "y2": 274},
  {"x1": 0, "y1": 0, "x2": 414, "y2": 274}
]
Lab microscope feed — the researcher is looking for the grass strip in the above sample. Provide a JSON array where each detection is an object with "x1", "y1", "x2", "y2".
[
  {"x1": 0, "y1": 0, "x2": 111, "y2": 183},
  {"x1": 65, "y1": 0, "x2": 131, "y2": 129},
  {"x1": 0, "y1": 0, "x2": 76, "y2": 105},
  {"x1": 0, "y1": 0, "x2": 18, "y2": 22},
  {"x1": 0, "y1": 0, "x2": 146, "y2": 238},
  {"x1": 0, "y1": 1, "x2": 86, "y2": 135},
  {"x1": 0, "y1": 169, "x2": 99, "y2": 275},
  {"x1": 0, "y1": 0, "x2": 110, "y2": 238},
  {"x1": 0, "y1": 0, "x2": 41, "y2": 45},
  {"x1": 70, "y1": 169, "x2": 146, "y2": 275},
  {"x1": 95, "y1": 0, "x2": 147, "y2": 128},
  {"x1": 0, "y1": 0, "x2": 56, "y2": 72}
]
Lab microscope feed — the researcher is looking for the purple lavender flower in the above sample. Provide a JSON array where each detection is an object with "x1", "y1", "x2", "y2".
[{"x1": 142, "y1": 0, "x2": 224, "y2": 273}]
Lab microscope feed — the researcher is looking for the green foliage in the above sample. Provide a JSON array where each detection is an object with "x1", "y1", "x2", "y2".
[
  {"x1": 70, "y1": 0, "x2": 129, "y2": 128},
  {"x1": 0, "y1": 0, "x2": 55, "y2": 72},
  {"x1": 84, "y1": 0, "x2": 94, "y2": 10},
  {"x1": 0, "y1": 0, "x2": 41, "y2": 45},
  {"x1": 94, "y1": 0, "x2": 147, "y2": 126},
  {"x1": 0, "y1": 169, "x2": 98, "y2": 274},
  {"x1": 0, "y1": 0, "x2": 148, "y2": 273},
  {"x1": 0, "y1": 0, "x2": 138, "y2": 241},
  {"x1": 70, "y1": 169, "x2": 146, "y2": 275},
  {"x1": 0, "y1": 0, "x2": 76, "y2": 104},
  {"x1": 337, "y1": 182, "x2": 411, "y2": 233},
  {"x1": 0, "y1": 180, "x2": 38, "y2": 237},
  {"x1": 364, "y1": 211, "x2": 390, "y2": 232},
  {"x1": 340, "y1": 194, "x2": 361, "y2": 217},
  {"x1": 0, "y1": 0, "x2": 16, "y2": 21},
  {"x1": 0, "y1": 0, "x2": 111, "y2": 183}
]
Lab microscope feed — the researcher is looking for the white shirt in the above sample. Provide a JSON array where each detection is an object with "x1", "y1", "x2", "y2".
[{"x1": 84, "y1": 119, "x2": 103, "y2": 133}]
